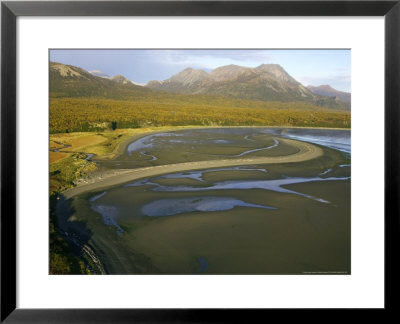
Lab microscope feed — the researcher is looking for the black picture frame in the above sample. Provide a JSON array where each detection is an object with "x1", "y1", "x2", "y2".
[{"x1": 1, "y1": 0, "x2": 399, "y2": 322}]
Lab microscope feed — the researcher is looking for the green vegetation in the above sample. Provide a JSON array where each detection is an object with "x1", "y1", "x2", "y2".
[
  {"x1": 49, "y1": 61, "x2": 350, "y2": 134},
  {"x1": 49, "y1": 128, "x2": 190, "y2": 189},
  {"x1": 50, "y1": 97, "x2": 350, "y2": 134},
  {"x1": 50, "y1": 152, "x2": 97, "y2": 193},
  {"x1": 49, "y1": 194, "x2": 91, "y2": 274},
  {"x1": 49, "y1": 150, "x2": 96, "y2": 274}
]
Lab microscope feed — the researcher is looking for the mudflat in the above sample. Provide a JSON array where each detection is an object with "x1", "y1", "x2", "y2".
[
  {"x1": 57, "y1": 127, "x2": 350, "y2": 274},
  {"x1": 63, "y1": 137, "x2": 323, "y2": 198}
]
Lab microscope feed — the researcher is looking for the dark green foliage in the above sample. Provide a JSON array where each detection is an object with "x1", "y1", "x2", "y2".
[
  {"x1": 49, "y1": 194, "x2": 91, "y2": 274},
  {"x1": 50, "y1": 97, "x2": 350, "y2": 134}
]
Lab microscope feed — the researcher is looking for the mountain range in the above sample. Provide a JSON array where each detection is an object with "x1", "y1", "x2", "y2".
[
  {"x1": 146, "y1": 64, "x2": 350, "y2": 109},
  {"x1": 307, "y1": 85, "x2": 351, "y2": 104},
  {"x1": 50, "y1": 61, "x2": 350, "y2": 109},
  {"x1": 147, "y1": 64, "x2": 313, "y2": 101},
  {"x1": 50, "y1": 62, "x2": 152, "y2": 99}
]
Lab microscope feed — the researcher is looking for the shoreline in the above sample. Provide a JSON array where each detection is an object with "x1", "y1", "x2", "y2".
[
  {"x1": 96, "y1": 124, "x2": 350, "y2": 162},
  {"x1": 63, "y1": 137, "x2": 323, "y2": 199}
]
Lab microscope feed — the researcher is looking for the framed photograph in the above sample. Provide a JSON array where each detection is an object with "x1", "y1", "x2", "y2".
[{"x1": 1, "y1": 0, "x2": 399, "y2": 322}]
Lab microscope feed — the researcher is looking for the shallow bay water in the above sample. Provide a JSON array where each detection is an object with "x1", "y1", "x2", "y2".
[{"x1": 70, "y1": 127, "x2": 351, "y2": 274}]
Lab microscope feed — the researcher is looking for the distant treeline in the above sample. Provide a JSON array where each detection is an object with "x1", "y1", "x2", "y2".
[{"x1": 50, "y1": 97, "x2": 351, "y2": 134}]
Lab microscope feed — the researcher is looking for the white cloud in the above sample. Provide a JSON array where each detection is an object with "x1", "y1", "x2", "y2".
[{"x1": 147, "y1": 50, "x2": 275, "y2": 70}]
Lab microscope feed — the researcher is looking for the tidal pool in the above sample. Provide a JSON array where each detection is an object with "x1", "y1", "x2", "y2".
[
  {"x1": 100, "y1": 127, "x2": 316, "y2": 169},
  {"x1": 70, "y1": 127, "x2": 351, "y2": 274},
  {"x1": 261, "y1": 128, "x2": 351, "y2": 153},
  {"x1": 126, "y1": 175, "x2": 349, "y2": 204},
  {"x1": 125, "y1": 127, "x2": 351, "y2": 159},
  {"x1": 141, "y1": 196, "x2": 276, "y2": 217},
  {"x1": 90, "y1": 204, "x2": 124, "y2": 235},
  {"x1": 141, "y1": 166, "x2": 268, "y2": 182}
]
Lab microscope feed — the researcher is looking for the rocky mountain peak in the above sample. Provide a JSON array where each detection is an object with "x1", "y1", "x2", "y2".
[
  {"x1": 210, "y1": 64, "x2": 252, "y2": 81},
  {"x1": 144, "y1": 63, "x2": 348, "y2": 108},
  {"x1": 169, "y1": 67, "x2": 211, "y2": 86},
  {"x1": 256, "y1": 64, "x2": 297, "y2": 83},
  {"x1": 50, "y1": 62, "x2": 87, "y2": 78},
  {"x1": 110, "y1": 74, "x2": 132, "y2": 85}
]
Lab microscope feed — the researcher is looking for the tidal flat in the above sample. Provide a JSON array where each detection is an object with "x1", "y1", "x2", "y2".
[{"x1": 58, "y1": 127, "x2": 351, "y2": 274}]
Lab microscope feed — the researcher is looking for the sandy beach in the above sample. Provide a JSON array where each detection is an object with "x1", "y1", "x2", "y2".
[{"x1": 63, "y1": 137, "x2": 323, "y2": 198}]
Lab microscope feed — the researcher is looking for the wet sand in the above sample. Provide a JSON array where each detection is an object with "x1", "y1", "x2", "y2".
[
  {"x1": 63, "y1": 137, "x2": 323, "y2": 199},
  {"x1": 67, "y1": 156, "x2": 350, "y2": 274},
  {"x1": 56, "y1": 126, "x2": 350, "y2": 274}
]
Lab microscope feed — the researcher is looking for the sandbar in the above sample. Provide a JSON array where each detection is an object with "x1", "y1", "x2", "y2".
[{"x1": 63, "y1": 137, "x2": 323, "y2": 199}]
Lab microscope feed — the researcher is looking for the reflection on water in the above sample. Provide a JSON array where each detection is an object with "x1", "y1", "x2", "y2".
[
  {"x1": 95, "y1": 127, "x2": 351, "y2": 219},
  {"x1": 77, "y1": 127, "x2": 351, "y2": 274},
  {"x1": 319, "y1": 168, "x2": 333, "y2": 176},
  {"x1": 127, "y1": 174, "x2": 349, "y2": 204},
  {"x1": 197, "y1": 257, "x2": 209, "y2": 273},
  {"x1": 124, "y1": 127, "x2": 351, "y2": 163},
  {"x1": 127, "y1": 132, "x2": 184, "y2": 156},
  {"x1": 151, "y1": 177, "x2": 351, "y2": 204},
  {"x1": 237, "y1": 138, "x2": 279, "y2": 156},
  {"x1": 89, "y1": 191, "x2": 107, "y2": 202},
  {"x1": 90, "y1": 202, "x2": 124, "y2": 235},
  {"x1": 158, "y1": 166, "x2": 268, "y2": 182},
  {"x1": 141, "y1": 196, "x2": 276, "y2": 217},
  {"x1": 214, "y1": 139, "x2": 230, "y2": 144},
  {"x1": 263, "y1": 128, "x2": 351, "y2": 153},
  {"x1": 140, "y1": 151, "x2": 157, "y2": 161}
]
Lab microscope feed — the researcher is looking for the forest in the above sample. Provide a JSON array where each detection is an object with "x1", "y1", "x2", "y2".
[{"x1": 50, "y1": 97, "x2": 350, "y2": 134}]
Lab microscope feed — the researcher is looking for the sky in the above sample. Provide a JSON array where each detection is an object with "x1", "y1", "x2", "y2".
[{"x1": 50, "y1": 49, "x2": 351, "y2": 92}]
